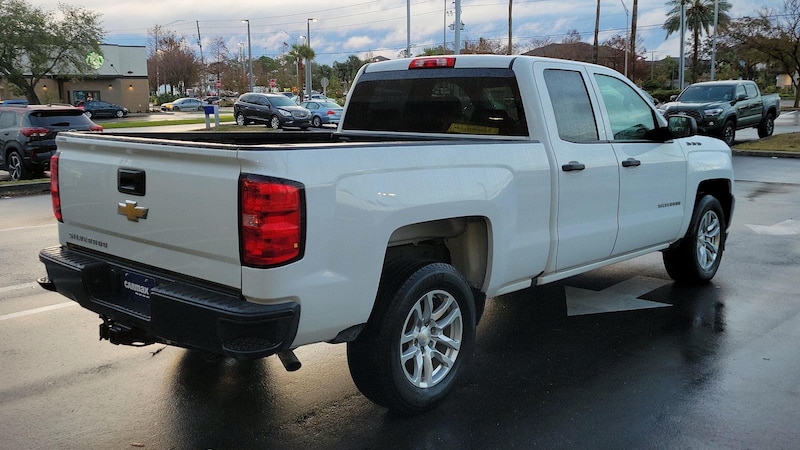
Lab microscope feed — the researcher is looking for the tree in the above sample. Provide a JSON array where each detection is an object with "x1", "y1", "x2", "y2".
[
  {"x1": 664, "y1": 0, "x2": 732, "y2": 83},
  {"x1": 147, "y1": 27, "x2": 201, "y2": 96},
  {"x1": 742, "y1": 0, "x2": 800, "y2": 106},
  {"x1": 287, "y1": 44, "x2": 314, "y2": 93},
  {"x1": 562, "y1": 30, "x2": 583, "y2": 44},
  {"x1": 0, "y1": 0, "x2": 105, "y2": 104}
]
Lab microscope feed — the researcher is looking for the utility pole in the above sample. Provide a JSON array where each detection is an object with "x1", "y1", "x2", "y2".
[
  {"x1": 630, "y1": 0, "x2": 639, "y2": 80},
  {"x1": 710, "y1": 0, "x2": 719, "y2": 80},
  {"x1": 454, "y1": 0, "x2": 461, "y2": 54},
  {"x1": 592, "y1": 0, "x2": 600, "y2": 64},
  {"x1": 679, "y1": 0, "x2": 686, "y2": 90},
  {"x1": 620, "y1": 0, "x2": 629, "y2": 77}
]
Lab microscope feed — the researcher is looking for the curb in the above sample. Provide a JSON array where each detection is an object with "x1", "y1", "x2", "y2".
[
  {"x1": 731, "y1": 149, "x2": 800, "y2": 159},
  {"x1": 0, "y1": 180, "x2": 50, "y2": 198}
]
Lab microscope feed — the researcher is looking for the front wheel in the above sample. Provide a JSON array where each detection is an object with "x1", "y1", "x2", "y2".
[
  {"x1": 84, "y1": 110, "x2": 93, "y2": 119},
  {"x1": 719, "y1": 120, "x2": 735, "y2": 146},
  {"x1": 115, "y1": 109, "x2": 124, "y2": 118},
  {"x1": 312, "y1": 116, "x2": 322, "y2": 128},
  {"x1": 347, "y1": 261, "x2": 476, "y2": 415},
  {"x1": 269, "y1": 115, "x2": 281, "y2": 130},
  {"x1": 663, "y1": 195, "x2": 726, "y2": 284},
  {"x1": 236, "y1": 112, "x2": 247, "y2": 126},
  {"x1": 6, "y1": 150, "x2": 28, "y2": 181},
  {"x1": 758, "y1": 112, "x2": 775, "y2": 138}
]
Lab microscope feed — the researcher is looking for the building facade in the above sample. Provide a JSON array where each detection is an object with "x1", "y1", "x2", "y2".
[{"x1": 6, "y1": 44, "x2": 150, "y2": 113}]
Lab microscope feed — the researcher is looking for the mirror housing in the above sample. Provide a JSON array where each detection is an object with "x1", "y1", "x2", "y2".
[{"x1": 667, "y1": 115, "x2": 697, "y2": 138}]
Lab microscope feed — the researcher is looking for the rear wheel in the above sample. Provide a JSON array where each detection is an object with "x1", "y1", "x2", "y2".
[
  {"x1": 6, "y1": 150, "x2": 28, "y2": 181},
  {"x1": 757, "y1": 112, "x2": 775, "y2": 138},
  {"x1": 347, "y1": 261, "x2": 476, "y2": 415},
  {"x1": 84, "y1": 110, "x2": 93, "y2": 119},
  {"x1": 663, "y1": 195, "x2": 726, "y2": 284},
  {"x1": 312, "y1": 116, "x2": 322, "y2": 128},
  {"x1": 269, "y1": 115, "x2": 281, "y2": 129}
]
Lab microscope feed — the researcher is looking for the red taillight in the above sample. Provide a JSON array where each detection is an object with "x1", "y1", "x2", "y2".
[
  {"x1": 50, "y1": 153, "x2": 62, "y2": 222},
  {"x1": 326, "y1": 110, "x2": 336, "y2": 115},
  {"x1": 90, "y1": 124, "x2": 104, "y2": 132},
  {"x1": 409, "y1": 57, "x2": 456, "y2": 69},
  {"x1": 20, "y1": 127, "x2": 49, "y2": 137},
  {"x1": 240, "y1": 175, "x2": 305, "y2": 267}
]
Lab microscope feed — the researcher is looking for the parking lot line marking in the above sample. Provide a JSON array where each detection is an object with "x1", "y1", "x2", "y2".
[
  {"x1": 0, "y1": 282, "x2": 39, "y2": 293},
  {"x1": 0, "y1": 301, "x2": 77, "y2": 321},
  {"x1": 565, "y1": 276, "x2": 671, "y2": 316}
]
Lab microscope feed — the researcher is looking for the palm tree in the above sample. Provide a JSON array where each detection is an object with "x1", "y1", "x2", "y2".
[
  {"x1": 287, "y1": 44, "x2": 315, "y2": 93},
  {"x1": 663, "y1": 0, "x2": 731, "y2": 83}
]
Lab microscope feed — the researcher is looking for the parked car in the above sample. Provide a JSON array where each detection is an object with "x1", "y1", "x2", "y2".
[
  {"x1": 658, "y1": 80, "x2": 781, "y2": 146},
  {"x1": 300, "y1": 99, "x2": 343, "y2": 127},
  {"x1": 233, "y1": 93, "x2": 311, "y2": 129},
  {"x1": 161, "y1": 98, "x2": 204, "y2": 111},
  {"x1": 0, "y1": 105, "x2": 102, "y2": 180},
  {"x1": 77, "y1": 100, "x2": 129, "y2": 119}
]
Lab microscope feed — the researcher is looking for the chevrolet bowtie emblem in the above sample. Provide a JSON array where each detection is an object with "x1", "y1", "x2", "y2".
[{"x1": 118, "y1": 200, "x2": 149, "y2": 222}]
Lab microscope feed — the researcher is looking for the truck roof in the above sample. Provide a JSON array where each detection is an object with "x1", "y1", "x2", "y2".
[{"x1": 361, "y1": 54, "x2": 608, "y2": 73}]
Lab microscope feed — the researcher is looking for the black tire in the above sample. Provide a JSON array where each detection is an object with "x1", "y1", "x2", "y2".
[
  {"x1": 663, "y1": 195, "x2": 726, "y2": 284},
  {"x1": 347, "y1": 261, "x2": 476, "y2": 415},
  {"x1": 269, "y1": 115, "x2": 281, "y2": 130},
  {"x1": 312, "y1": 116, "x2": 322, "y2": 128},
  {"x1": 115, "y1": 109, "x2": 124, "y2": 118},
  {"x1": 236, "y1": 112, "x2": 248, "y2": 126},
  {"x1": 719, "y1": 120, "x2": 735, "y2": 146},
  {"x1": 6, "y1": 149, "x2": 28, "y2": 181},
  {"x1": 173, "y1": 106, "x2": 181, "y2": 112},
  {"x1": 84, "y1": 110, "x2": 93, "y2": 119},
  {"x1": 757, "y1": 112, "x2": 775, "y2": 138}
]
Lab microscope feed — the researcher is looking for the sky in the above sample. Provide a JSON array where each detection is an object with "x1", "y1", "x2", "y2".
[{"x1": 32, "y1": 0, "x2": 775, "y2": 67}]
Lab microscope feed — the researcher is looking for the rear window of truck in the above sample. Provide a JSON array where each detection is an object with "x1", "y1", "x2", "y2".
[{"x1": 343, "y1": 67, "x2": 528, "y2": 136}]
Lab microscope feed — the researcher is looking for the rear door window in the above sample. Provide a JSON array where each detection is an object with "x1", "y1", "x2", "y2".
[{"x1": 29, "y1": 110, "x2": 95, "y2": 129}]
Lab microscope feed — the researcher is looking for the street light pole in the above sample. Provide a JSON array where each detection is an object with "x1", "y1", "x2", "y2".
[
  {"x1": 242, "y1": 19, "x2": 253, "y2": 92},
  {"x1": 306, "y1": 18, "x2": 317, "y2": 100},
  {"x1": 620, "y1": 0, "x2": 629, "y2": 78}
]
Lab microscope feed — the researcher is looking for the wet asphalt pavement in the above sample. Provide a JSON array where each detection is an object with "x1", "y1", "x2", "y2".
[{"x1": 1, "y1": 150, "x2": 800, "y2": 447}]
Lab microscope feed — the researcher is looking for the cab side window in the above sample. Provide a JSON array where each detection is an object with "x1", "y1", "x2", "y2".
[
  {"x1": 543, "y1": 69, "x2": 599, "y2": 142},
  {"x1": 744, "y1": 83, "x2": 758, "y2": 99},
  {"x1": 594, "y1": 74, "x2": 656, "y2": 141}
]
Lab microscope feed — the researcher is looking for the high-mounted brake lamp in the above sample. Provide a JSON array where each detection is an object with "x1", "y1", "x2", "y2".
[{"x1": 408, "y1": 57, "x2": 456, "y2": 69}]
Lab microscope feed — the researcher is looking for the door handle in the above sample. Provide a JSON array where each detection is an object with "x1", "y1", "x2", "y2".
[
  {"x1": 561, "y1": 161, "x2": 586, "y2": 172},
  {"x1": 621, "y1": 158, "x2": 641, "y2": 168}
]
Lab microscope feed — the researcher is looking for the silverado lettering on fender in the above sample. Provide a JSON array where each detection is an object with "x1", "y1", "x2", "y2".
[{"x1": 39, "y1": 55, "x2": 734, "y2": 415}]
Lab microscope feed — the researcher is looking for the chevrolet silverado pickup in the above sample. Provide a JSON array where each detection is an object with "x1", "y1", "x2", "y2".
[
  {"x1": 39, "y1": 55, "x2": 734, "y2": 415},
  {"x1": 658, "y1": 79, "x2": 781, "y2": 146}
]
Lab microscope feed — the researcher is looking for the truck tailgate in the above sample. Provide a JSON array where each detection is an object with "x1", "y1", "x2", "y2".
[{"x1": 55, "y1": 133, "x2": 243, "y2": 289}]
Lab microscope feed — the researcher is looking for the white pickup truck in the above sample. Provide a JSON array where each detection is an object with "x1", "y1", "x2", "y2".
[{"x1": 39, "y1": 55, "x2": 734, "y2": 415}]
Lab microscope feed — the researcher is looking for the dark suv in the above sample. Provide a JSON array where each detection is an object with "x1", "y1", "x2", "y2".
[
  {"x1": 0, "y1": 105, "x2": 103, "y2": 180},
  {"x1": 234, "y1": 93, "x2": 311, "y2": 129}
]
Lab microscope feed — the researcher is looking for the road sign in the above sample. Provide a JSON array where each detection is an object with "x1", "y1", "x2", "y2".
[
  {"x1": 216, "y1": 80, "x2": 221, "y2": 88},
  {"x1": 269, "y1": 79, "x2": 276, "y2": 88}
]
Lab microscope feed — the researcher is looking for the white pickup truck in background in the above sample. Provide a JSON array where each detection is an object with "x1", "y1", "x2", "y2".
[{"x1": 39, "y1": 55, "x2": 734, "y2": 415}]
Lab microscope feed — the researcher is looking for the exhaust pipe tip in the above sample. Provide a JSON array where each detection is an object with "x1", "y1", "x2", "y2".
[{"x1": 277, "y1": 349, "x2": 301, "y2": 372}]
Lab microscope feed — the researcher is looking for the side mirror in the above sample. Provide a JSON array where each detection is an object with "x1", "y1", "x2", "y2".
[
  {"x1": 737, "y1": 93, "x2": 748, "y2": 101},
  {"x1": 670, "y1": 94, "x2": 678, "y2": 101},
  {"x1": 668, "y1": 115, "x2": 697, "y2": 138}
]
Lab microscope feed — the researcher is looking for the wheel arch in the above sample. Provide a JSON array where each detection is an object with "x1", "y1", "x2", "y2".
[
  {"x1": 384, "y1": 216, "x2": 490, "y2": 293},
  {"x1": 697, "y1": 178, "x2": 733, "y2": 229}
]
